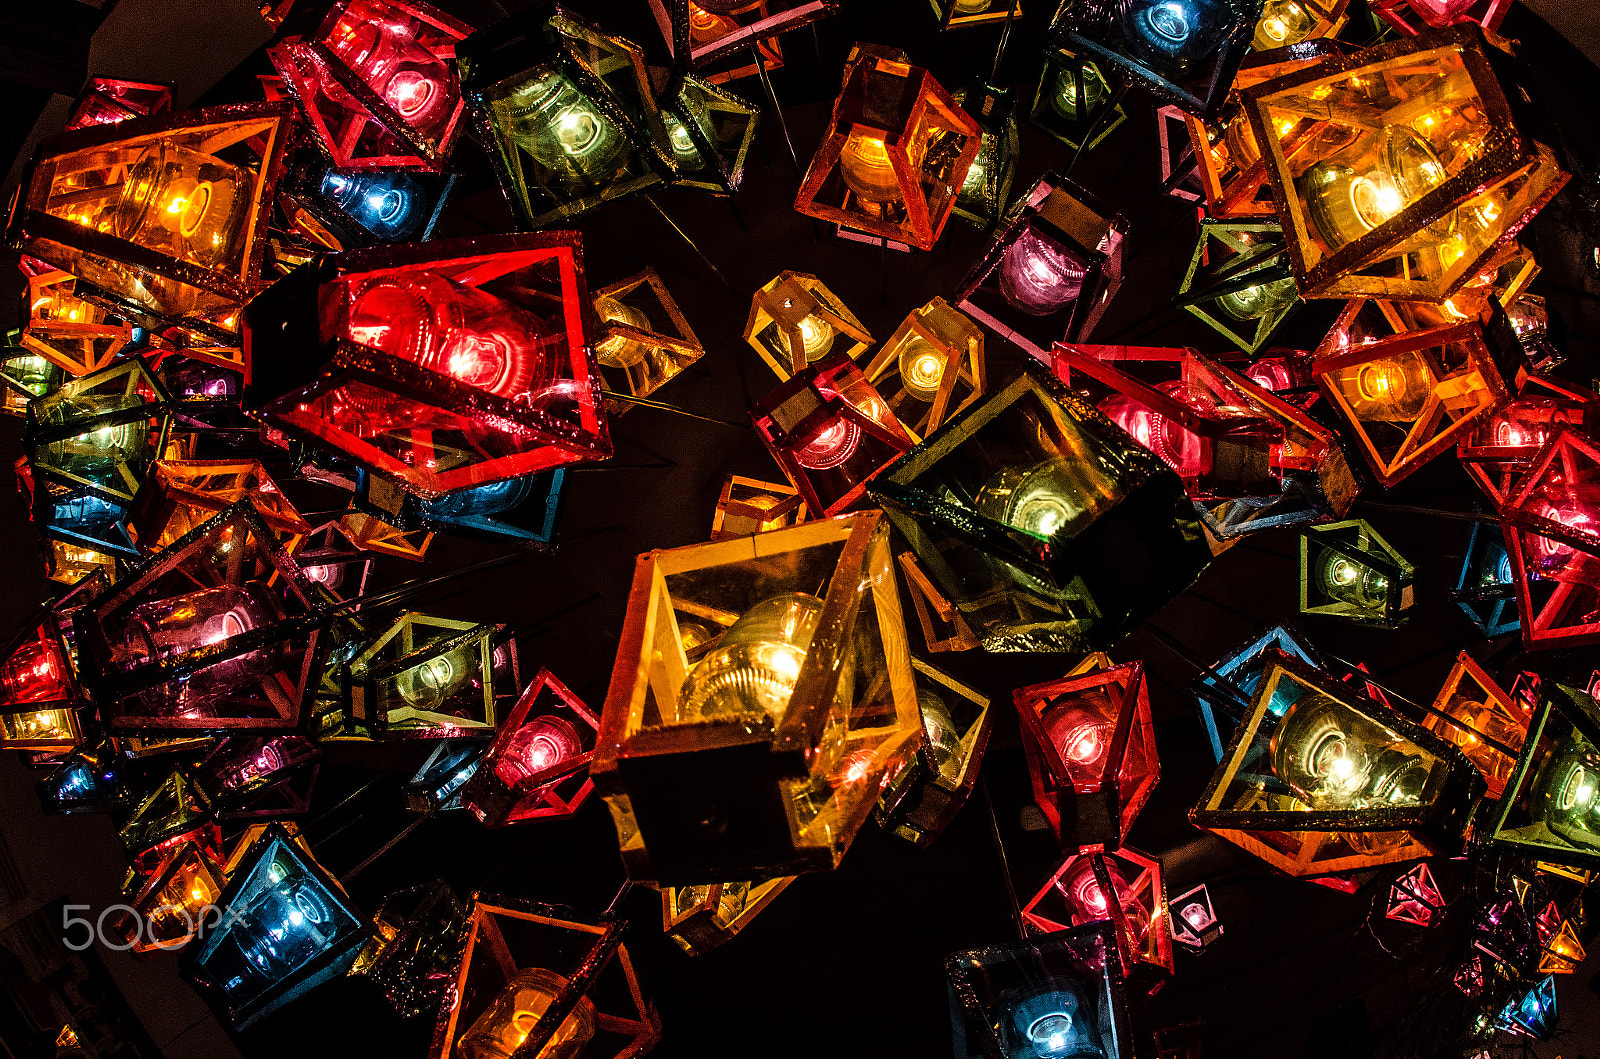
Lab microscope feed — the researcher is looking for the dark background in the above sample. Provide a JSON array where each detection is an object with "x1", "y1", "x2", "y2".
[{"x1": 1, "y1": 0, "x2": 1600, "y2": 1056}]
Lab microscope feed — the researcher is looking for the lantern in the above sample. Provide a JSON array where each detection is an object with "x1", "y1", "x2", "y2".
[
  {"x1": 1168, "y1": 883, "x2": 1222, "y2": 949},
  {"x1": 869, "y1": 366, "x2": 1211, "y2": 653},
  {"x1": 244, "y1": 232, "x2": 609, "y2": 498},
  {"x1": 0, "y1": 614, "x2": 83, "y2": 751},
  {"x1": 1418, "y1": 651, "x2": 1528, "y2": 798},
  {"x1": 1370, "y1": 0, "x2": 1511, "y2": 36},
  {"x1": 294, "y1": 520, "x2": 375, "y2": 602},
  {"x1": 1191, "y1": 623, "x2": 1323, "y2": 763},
  {"x1": 118, "y1": 770, "x2": 220, "y2": 872},
  {"x1": 750, "y1": 352, "x2": 915, "y2": 519},
  {"x1": 1239, "y1": 26, "x2": 1569, "y2": 302},
  {"x1": 1502, "y1": 499, "x2": 1600, "y2": 651},
  {"x1": 404, "y1": 741, "x2": 485, "y2": 813},
  {"x1": 1453, "y1": 523, "x2": 1522, "y2": 639},
  {"x1": 1015, "y1": 661, "x2": 1159, "y2": 851},
  {"x1": 184, "y1": 821, "x2": 369, "y2": 1028},
  {"x1": 794, "y1": 43, "x2": 980, "y2": 252},
  {"x1": 593, "y1": 511, "x2": 922, "y2": 884},
  {"x1": 1300, "y1": 519, "x2": 1415, "y2": 627},
  {"x1": 1048, "y1": 0, "x2": 1265, "y2": 119},
  {"x1": 709, "y1": 475, "x2": 807, "y2": 541},
  {"x1": 1029, "y1": 49, "x2": 1127, "y2": 153},
  {"x1": 1022, "y1": 847, "x2": 1173, "y2": 978},
  {"x1": 339, "y1": 506, "x2": 436, "y2": 561},
  {"x1": 946, "y1": 922, "x2": 1135, "y2": 1059},
  {"x1": 591, "y1": 267, "x2": 705, "y2": 414},
  {"x1": 37, "y1": 742, "x2": 127, "y2": 815},
  {"x1": 128, "y1": 458, "x2": 311, "y2": 555},
  {"x1": 457, "y1": 7, "x2": 672, "y2": 228},
  {"x1": 1250, "y1": 0, "x2": 1347, "y2": 49},
  {"x1": 662, "y1": 876, "x2": 797, "y2": 956},
  {"x1": 1190, "y1": 651, "x2": 1485, "y2": 876},
  {"x1": 19, "y1": 270, "x2": 133, "y2": 376},
  {"x1": 658, "y1": 73, "x2": 760, "y2": 197},
  {"x1": 951, "y1": 83, "x2": 1019, "y2": 231},
  {"x1": 876, "y1": 659, "x2": 993, "y2": 848},
  {"x1": 1496, "y1": 976, "x2": 1557, "y2": 1039},
  {"x1": 428, "y1": 895, "x2": 659, "y2": 1059},
  {"x1": 66, "y1": 78, "x2": 174, "y2": 131},
  {"x1": 647, "y1": 0, "x2": 833, "y2": 83},
  {"x1": 280, "y1": 159, "x2": 458, "y2": 248},
  {"x1": 116, "y1": 837, "x2": 228, "y2": 954},
  {"x1": 347, "y1": 882, "x2": 467, "y2": 1019},
  {"x1": 7, "y1": 102, "x2": 293, "y2": 340},
  {"x1": 193, "y1": 735, "x2": 322, "y2": 819},
  {"x1": 1501, "y1": 428, "x2": 1600, "y2": 565},
  {"x1": 0, "y1": 345, "x2": 66, "y2": 416},
  {"x1": 459, "y1": 668, "x2": 597, "y2": 827},
  {"x1": 34, "y1": 477, "x2": 141, "y2": 570},
  {"x1": 1534, "y1": 901, "x2": 1585, "y2": 974},
  {"x1": 1177, "y1": 220, "x2": 1300, "y2": 354},
  {"x1": 930, "y1": 0, "x2": 1021, "y2": 28},
  {"x1": 744, "y1": 271, "x2": 873, "y2": 383},
  {"x1": 79, "y1": 503, "x2": 331, "y2": 733},
  {"x1": 418, "y1": 470, "x2": 568, "y2": 547},
  {"x1": 1484, "y1": 682, "x2": 1600, "y2": 871},
  {"x1": 345, "y1": 612, "x2": 505, "y2": 740},
  {"x1": 1385, "y1": 861, "x2": 1444, "y2": 925},
  {"x1": 954, "y1": 174, "x2": 1127, "y2": 362},
  {"x1": 268, "y1": 0, "x2": 469, "y2": 171},
  {"x1": 865, "y1": 297, "x2": 986, "y2": 441},
  {"x1": 25, "y1": 357, "x2": 169, "y2": 505},
  {"x1": 896, "y1": 550, "x2": 981, "y2": 653},
  {"x1": 157, "y1": 355, "x2": 252, "y2": 433}
]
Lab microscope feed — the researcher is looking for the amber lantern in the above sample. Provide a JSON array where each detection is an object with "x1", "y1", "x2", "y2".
[
  {"x1": 1418, "y1": 651, "x2": 1529, "y2": 798},
  {"x1": 345, "y1": 612, "x2": 505, "y2": 740},
  {"x1": 591, "y1": 267, "x2": 705, "y2": 415},
  {"x1": 1029, "y1": 49, "x2": 1127, "y2": 153},
  {"x1": 1239, "y1": 26, "x2": 1569, "y2": 302},
  {"x1": 116, "y1": 836, "x2": 228, "y2": 954},
  {"x1": 864, "y1": 297, "x2": 986, "y2": 441},
  {"x1": 118, "y1": 770, "x2": 221, "y2": 873},
  {"x1": 951, "y1": 82, "x2": 1021, "y2": 230},
  {"x1": 459, "y1": 668, "x2": 598, "y2": 827},
  {"x1": 709, "y1": 475, "x2": 807, "y2": 541},
  {"x1": 1370, "y1": 0, "x2": 1511, "y2": 37},
  {"x1": 129, "y1": 459, "x2": 311, "y2": 556},
  {"x1": 744, "y1": 271, "x2": 873, "y2": 383},
  {"x1": 1022, "y1": 847, "x2": 1173, "y2": 977},
  {"x1": 1300, "y1": 519, "x2": 1415, "y2": 627},
  {"x1": 19, "y1": 269, "x2": 133, "y2": 376},
  {"x1": 1177, "y1": 220, "x2": 1301, "y2": 354},
  {"x1": 1249, "y1": 0, "x2": 1348, "y2": 49},
  {"x1": 339, "y1": 505, "x2": 436, "y2": 562},
  {"x1": 593, "y1": 512, "x2": 923, "y2": 884},
  {"x1": 0, "y1": 614, "x2": 84, "y2": 752},
  {"x1": 7, "y1": 102, "x2": 293, "y2": 341},
  {"x1": 1485, "y1": 682, "x2": 1600, "y2": 872},
  {"x1": 648, "y1": 0, "x2": 835, "y2": 84},
  {"x1": 876, "y1": 659, "x2": 993, "y2": 848},
  {"x1": 932, "y1": 0, "x2": 1020, "y2": 29},
  {"x1": 895, "y1": 550, "x2": 981, "y2": 653},
  {"x1": 661, "y1": 876, "x2": 797, "y2": 956},
  {"x1": 751, "y1": 352, "x2": 915, "y2": 519},
  {"x1": 794, "y1": 43, "x2": 980, "y2": 252},
  {"x1": 429, "y1": 895, "x2": 659, "y2": 1059},
  {"x1": 1015, "y1": 661, "x2": 1160, "y2": 851},
  {"x1": 1190, "y1": 651, "x2": 1485, "y2": 876}
]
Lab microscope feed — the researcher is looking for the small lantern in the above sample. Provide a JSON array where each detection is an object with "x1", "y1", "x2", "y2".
[
  {"x1": 429, "y1": 895, "x2": 659, "y2": 1059},
  {"x1": 128, "y1": 459, "x2": 311, "y2": 555},
  {"x1": 0, "y1": 345, "x2": 66, "y2": 416},
  {"x1": 1534, "y1": 901, "x2": 1584, "y2": 974},
  {"x1": 1239, "y1": 26, "x2": 1569, "y2": 302},
  {"x1": 1250, "y1": 0, "x2": 1348, "y2": 48},
  {"x1": 709, "y1": 475, "x2": 807, "y2": 540},
  {"x1": 744, "y1": 271, "x2": 873, "y2": 383},
  {"x1": 647, "y1": 0, "x2": 831, "y2": 82},
  {"x1": 459, "y1": 668, "x2": 597, "y2": 827},
  {"x1": 1177, "y1": 220, "x2": 1300, "y2": 354},
  {"x1": 1370, "y1": 0, "x2": 1511, "y2": 36},
  {"x1": 930, "y1": 0, "x2": 1021, "y2": 28},
  {"x1": 1022, "y1": 847, "x2": 1173, "y2": 977},
  {"x1": 896, "y1": 550, "x2": 981, "y2": 653},
  {"x1": 1029, "y1": 49, "x2": 1127, "y2": 153},
  {"x1": 404, "y1": 740, "x2": 485, "y2": 812},
  {"x1": 347, "y1": 882, "x2": 467, "y2": 1019},
  {"x1": 184, "y1": 821, "x2": 369, "y2": 1028},
  {"x1": 268, "y1": 0, "x2": 470, "y2": 171},
  {"x1": 1191, "y1": 623, "x2": 1323, "y2": 763},
  {"x1": 19, "y1": 270, "x2": 133, "y2": 376},
  {"x1": 244, "y1": 232, "x2": 609, "y2": 498},
  {"x1": 662, "y1": 876, "x2": 797, "y2": 956},
  {"x1": 118, "y1": 770, "x2": 220, "y2": 872},
  {"x1": 750, "y1": 352, "x2": 915, "y2": 519},
  {"x1": 279, "y1": 159, "x2": 457, "y2": 248},
  {"x1": 951, "y1": 82, "x2": 1020, "y2": 230},
  {"x1": 457, "y1": 8, "x2": 672, "y2": 228},
  {"x1": 345, "y1": 612, "x2": 503, "y2": 740},
  {"x1": 419, "y1": 469, "x2": 568, "y2": 547},
  {"x1": 37, "y1": 743, "x2": 127, "y2": 815},
  {"x1": 1485, "y1": 682, "x2": 1600, "y2": 871},
  {"x1": 1502, "y1": 508, "x2": 1600, "y2": 651},
  {"x1": 946, "y1": 922, "x2": 1135, "y2": 1059},
  {"x1": 1300, "y1": 519, "x2": 1415, "y2": 627},
  {"x1": 1015, "y1": 661, "x2": 1159, "y2": 851},
  {"x1": 1168, "y1": 883, "x2": 1222, "y2": 949},
  {"x1": 117, "y1": 837, "x2": 229, "y2": 954},
  {"x1": 193, "y1": 735, "x2": 322, "y2": 819},
  {"x1": 865, "y1": 297, "x2": 986, "y2": 441},
  {"x1": 876, "y1": 658, "x2": 992, "y2": 848},
  {"x1": 1419, "y1": 651, "x2": 1528, "y2": 798},
  {"x1": 591, "y1": 267, "x2": 705, "y2": 414},
  {"x1": 794, "y1": 43, "x2": 980, "y2": 252},
  {"x1": 869, "y1": 366, "x2": 1211, "y2": 653},
  {"x1": 1048, "y1": 0, "x2": 1263, "y2": 119},
  {"x1": 8, "y1": 102, "x2": 293, "y2": 340},
  {"x1": 1497, "y1": 976, "x2": 1557, "y2": 1039},
  {"x1": 295, "y1": 520, "x2": 376, "y2": 601},
  {"x1": 1190, "y1": 651, "x2": 1485, "y2": 876},
  {"x1": 954, "y1": 174, "x2": 1127, "y2": 362},
  {"x1": 33, "y1": 477, "x2": 140, "y2": 569},
  {"x1": 0, "y1": 614, "x2": 84, "y2": 751},
  {"x1": 593, "y1": 511, "x2": 922, "y2": 884},
  {"x1": 66, "y1": 78, "x2": 174, "y2": 131},
  {"x1": 25, "y1": 357, "x2": 169, "y2": 505},
  {"x1": 80, "y1": 503, "x2": 330, "y2": 733},
  {"x1": 1385, "y1": 861, "x2": 1444, "y2": 925},
  {"x1": 339, "y1": 506, "x2": 436, "y2": 561},
  {"x1": 658, "y1": 73, "x2": 760, "y2": 197},
  {"x1": 1502, "y1": 428, "x2": 1600, "y2": 564},
  {"x1": 1453, "y1": 521, "x2": 1520, "y2": 638}
]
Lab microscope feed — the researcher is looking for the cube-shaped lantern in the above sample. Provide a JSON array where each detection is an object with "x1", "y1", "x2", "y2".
[
  {"x1": 591, "y1": 267, "x2": 705, "y2": 414},
  {"x1": 869, "y1": 367, "x2": 1211, "y2": 653},
  {"x1": 419, "y1": 469, "x2": 568, "y2": 547},
  {"x1": 294, "y1": 520, "x2": 376, "y2": 602},
  {"x1": 119, "y1": 769, "x2": 220, "y2": 871},
  {"x1": 404, "y1": 740, "x2": 485, "y2": 813},
  {"x1": 1502, "y1": 428, "x2": 1600, "y2": 566},
  {"x1": 8, "y1": 103, "x2": 293, "y2": 340},
  {"x1": 429, "y1": 895, "x2": 659, "y2": 1059},
  {"x1": 594, "y1": 511, "x2": 922, "y2": 884},
  {"x1": 38, "y1": 743, "x2": 128, "y2": 815},
  {"x1": 0, "y1": 345, "x2": 67, "y2": 416},
  {"x1": 1497, "y1": 975, "x2": 1558, "y2": 1039},
  {"x1": 658, "y1": 73, "x2": 760, "y2": 196},
  {"x1": 19, "y1": 270, "x2": 133, "y2": 376},
  {"x1": 1022, "y1": 847, "x2": 1173, "y2": 977},
  {"x1": 955, "y1": 174, "x2": 1127, "y2": 362},
  {"x1": 751, "y1": 352, "x2": 915, "y2": 519},
  {"x1": 1168, "y1": 883, "x2": 1223, "y2": 949},
  {"x1": 1029, "y1": 49, "x2": 1127, "y2": 153},
  {"x1": 1016, "y1": 661, "x2": 1159, "y2": 851},
  {"x1": 1240, "y1": 26, "x2": 1568, "y2": 302},
  {"x1": 1048, "y1": 0, "x2": 1264, "y2": 119},
  {"x1": 951, "y1": 82, "x2": 1020, "y2": 230},
  {"x1": 876, "y1": 659, "x2": 992, "y2": 848},
  {"x1": 744, "y1": 271, "x2": 873, "y2": 383},
  {"x1": 1453, "y1": 520, "x2": 1519, "y2": 638},
  {"x1": 279, "y1": 160, "x2": 457, "y2": 248},
  {"x1": 268, "y1": 0, "x2": 470, "y2": 171},
  {"x1": 662, "y1": 876, "x2": 797, "y2": 956},
  {"x1": 794, "y1": 43, "x2": 980, "y2": 252},
  {"x1": 1300, "y1": 519, "x2": 1415, "y2": 627},
  {"x1": 457, "y1": 8, "x2": 672, "y2": 228},
  {"x1": 339, "y1": 506, "x2": 436, "y2": 562},
  {"x1": 80, "y1": 503, "x2": 330, "y2": 732},
  {"x1": 865, "y1": 297, "x2": 986, "y2": 441},
  {"x1": 26, "y1": 357, "x2": 169, "y2": 505},
  {"x1": 1385, "y1": 861, "x2": 1445, "y2": 926},
  {"x1": 193, "y1": 735, "x2": 322, "y2": 819},
  {"x1": 946, "y1": 922, "x2": 1135, "y2": 1059},
  {"x1": 117, "y1": 837, "x2": 228, "y2": 954},
  {"x1": 1250, "y1": 0, "x2": 1348, "y2": 48},
  {"x1": 244, "y1": 232, "x2": 609, "y2": 498},
  {"x1": 129, "y1": 459, "x2": 311, "y2": 555},
  {"x1": 1190, "y1": 652, "x2": 1485, "y2": 876},
  {"x1": 1177, "y1": 220, "x2": 1300, "y2": 354},
  {"x1": 648, "y1": 0, "x2": 832, "y2": 81},
  {"x1": 1419, "y1": 651, "x2": 1527, "y2": 798},
  {"x1": 460, "y1": 668, "x2": 597, "y2": 827},
  {"x1": 0, "y1": 614, "x2": 84, "y2": 752},
  {"x1": 709, "y1": 476, "x2": 807, "y2": 540},
  {"x1": 66, "y1": 78, "x2": 174, "y2": 131},
  {"x1": 1503, "y1": 512, "x2": 1600, "y2": 651},
  {"x1": 1371, "y1": 0, "x2": 1511, "y2": 36},
  {"x1": 345, "y1": 612, "x2": 502, "y2": 739},
  {"x1": 348, "y1": 882, "x2": 467, "y2": 1019},
  {"x1": 1191, "y1": 623, "x2": 1324, "y2": 763},
  {"x1": 1485, "y1": 682, "x2": 1600, "y2": 872},
  {"x1": 184, "y1": 821, "x2": 369, "y2": 1028}
]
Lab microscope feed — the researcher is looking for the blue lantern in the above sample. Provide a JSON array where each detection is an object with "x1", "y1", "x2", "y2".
[
  {"x1": 37, "y1": 746, "x2": 126, "y2": 814},
  {"x1": 1453, "y1": 521, "x2": 1519, "y2": 638},
  {"x1": 1497, "y1": 975, "x2": 1557, "y2": 1039},
  {"x1": 418, "y1": 469, "x2": 567, "y2": 546},
  {"x1": 1191, "y1": 626, "x2": 1321, "y2": 762},
  {"x1": 311, "y1": 167, "x2": 456, "y2": 244},
  {"x1": 35, "y1": 483, "x2": 140, "y2": 562}
]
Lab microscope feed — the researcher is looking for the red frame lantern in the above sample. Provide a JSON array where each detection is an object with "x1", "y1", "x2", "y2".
[
  {"x1": 1023, "y1": 846, "x2": 1173, "y2": 978},
  {"x1": 459, "y1": 668, "x2": 598, "y2": 827}
]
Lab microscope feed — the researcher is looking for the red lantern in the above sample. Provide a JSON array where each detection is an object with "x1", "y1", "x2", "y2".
[
  {"x1": 66, "y1": 78, "x2": 174, "y2": 131},
  {"x1": 1022, "y1": 846, "x2": 1173, "y2": 977},
  {"x1": 1370, "y1": 0, "x2": 1511, "y2": 36},
  {"x1": 0, "y1": 614, "x2": 83, "y2": 751},
  {"x1": 1385, "y1": 862, "x2": 1444, "y2": 926},
  {"x1": 460, "y1": 669, "x2": 597, "y2": 827}
]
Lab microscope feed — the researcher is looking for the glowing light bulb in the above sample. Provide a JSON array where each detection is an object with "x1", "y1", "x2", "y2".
[
  {"x1": 494, "y1": 716, "x2": 582, "y2": 788},
  {"x1": 1217, "y1": 275, "x2": 1297, "y2": 321},
  {"x1": 396, "y1": 650, "x2": 469, "y2": 710},
  {"x1": 794, "y1": 310, "x2": 836, "y2": 362},
  {"x1": 1305, "y1": 126, "x2": 1452, "y2": 251},
  {"x1": 505, "y1": 70, "x2": 628, "y2": 193},
  {"x1": 1434, "y1": 695, "x2": 1523, "y2": 792},
  {"x1": 1049, "y1": 64, "x2": 1109, "y2": 121},
  {"x1": 1316, "y1": 551, "x2": 1389, "y2": 611},
  {"x1": 1270, "y1": 692, "x2": 1429, "y2": 810},
  {"x1": 792, "y1": 416, "x2": 861, "y2": 470},
  {"x1": 898, "y1": 339, "x2": 948, "y2": 401},
  {"x1": 952, "y1": 0, "x2": 993, "y2": 12},
  {"x1": 976, "y1": 457, "x2": 1110, "y2": 541},
  {"x1": 1334, "y1": 353, "x2": 1432, "y2": 421},
  {"x1": 678, "y1": 593, "x2": 823, "y2": 724},
  {"x1": 838, "y1": 132, "x2": 907, "y2": 207},
  {"x1": 1532, "y1": 735, "x2": 1600, "y2": 852},
  {"x1": 458, "y1": 967, "x2": 596, "y2": 1059},
  {"x1": 1253, "y1": 0, "x2": 1317, "y2": 48},
  {"x1": 1006, "y1": 980, "x2": 1097, "y2": 1059},
  {"x1": 999, "y1": 229, "x2": 1087, "y2": 315},
  {"x1": 592, "y1": 295, "x2": 652, "y2": 368}
]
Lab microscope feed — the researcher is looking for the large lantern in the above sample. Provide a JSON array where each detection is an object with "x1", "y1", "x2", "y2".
[
  {"x1": 591, "y1": 267, "x2": 705, "y2": 414},
  {"x1": 1190, "y1": 623, "x2": 1323, "y2": 763},
  {"x1": 593, "y1": 511, "x2": 922, "y2": 884},
  {"x1": 1022, "y1": 847, "x2": 1173, "y2": 978},
  {"x1": 869, "y1": 366, "x2": 1211, "y2": 653},
  {"x1": 459, "y1": 668, "x2": 598, "y2": 827},
  {"x1": 1299, "y1": 519, "x2": 1415, "y2": 627},
  {"x1": 128, "y1": 458, "x2": 311, "y2": 555},
  {"x1": 1177, "y1": 220, "x2": 1300, "y2": 354},
  {"x1": 345, "y1": 612, "x2": 506, "y2": 740},
  {"x1": 1190, "y1": 651, "x2": 1485, "y2": 876},
  {"x1": 1239, "y1": 26, "x2": 1568, "y2": 302},
  {"x1": 662, "y1": 876, "x2": 797, "y2": 956},
  {"x1": 876, "y1": 658, "x2": 992, "y2": 848},
  {"x1": 744, "y1": 271, "x2": 874, "y2": 383},
  {"x1": 794, "y1": 43, "x2": 980, "y2": 252},
  {"x1": 267, "y1": 0, "x2": 471, "y2": 171},
  {"x1": 864, "y1": 297, "x2": 986, "y2": 441},
  {"x1": 951, "y1": 82, "x2": 1020, "y2": 230},
  {"x1": 1484, "y1": 682, "x2": 1600, "y2": 872}
]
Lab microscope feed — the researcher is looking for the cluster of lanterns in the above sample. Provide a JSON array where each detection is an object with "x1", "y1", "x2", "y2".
[{"x1": 0, "y1": 0, "x2": 1595, "y2": 1053}]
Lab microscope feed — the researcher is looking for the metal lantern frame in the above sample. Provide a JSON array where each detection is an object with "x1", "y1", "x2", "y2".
[
  {"x1": 1452, "y1": 519, "x2": 1519, "y2": 638},
  {"x1": 345, "y1": 612, "x2": 504, "y2": 740},
  {"x1": 1300, "y1": 518, "x2": 1415, "y2": 627},
  {"x1": 1176, "y1": 220, "x2": 1301, "y2": 355},
  {"x1": 19, "y1": 269, "x2": 133, "y2": 376},
  {"x1": 1028, "y1": 48, "x2": 1128, "y2": 153},
  {"x1": 950, "y1": 82, "x2": 1020, "y2": 230},
  {"x1": 744, "y1": 270, "x2": 874, "y2": 383},
  {"x1": 864, "y1": 296, "x2": 986, "y2": 442},
  {"x1": 876, "y1": 657, "x2": 992, "y2": 848},
  {"x1": 1485, "y1": 682, "x2": 1600, "y2": 872},
  {"x1": 459, "y1": 667, "x2": 598, "y2": 827},
  {"x1": 1021, "y1": 845, "x2": 1174, "y2": 977},
  {"x1": 591, "y1": 266, "x2": 705, "y2": 414},
  {"x1": 1191, "y1": 623, "x2": 1324, "y2": 763}
]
